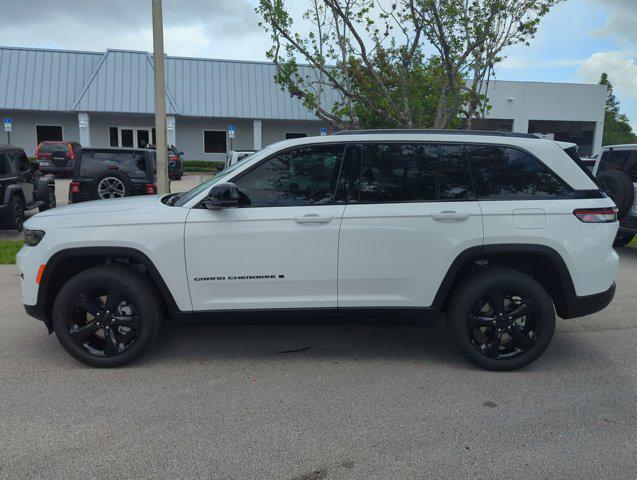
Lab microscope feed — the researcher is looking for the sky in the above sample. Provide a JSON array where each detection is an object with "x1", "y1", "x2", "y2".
[{"x1": 2, "y1": 0, "x2": 636, "y2": 130}]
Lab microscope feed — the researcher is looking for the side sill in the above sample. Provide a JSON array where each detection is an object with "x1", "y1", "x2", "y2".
[{"x1": 170, "y1": 307, "x2": 441, "y2": 325}]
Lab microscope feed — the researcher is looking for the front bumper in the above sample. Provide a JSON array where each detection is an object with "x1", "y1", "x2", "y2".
[{"x1": 559, "y1": 282, "x2": 616, "y2": 319}]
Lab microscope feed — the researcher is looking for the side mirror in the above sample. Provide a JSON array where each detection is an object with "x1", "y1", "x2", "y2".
[{"x1": 203, "y1": 182, "x2": 239, "y2": 209}]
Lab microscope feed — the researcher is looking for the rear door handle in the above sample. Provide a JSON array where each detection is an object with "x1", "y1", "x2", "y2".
[
  {"x1": 294, "y1": 214, "x2": 333, "y2": 224},
  {"x1": 431, "y1": 211, "x2": 471, "y2": 221}
]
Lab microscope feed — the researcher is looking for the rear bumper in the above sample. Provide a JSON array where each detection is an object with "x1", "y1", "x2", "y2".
[
  {"x1": 39, "y1": 165, "x2": 72, "y2": 174},
  {"x1": 559, "y1": 282, "x2": 616, "y2": 319}
]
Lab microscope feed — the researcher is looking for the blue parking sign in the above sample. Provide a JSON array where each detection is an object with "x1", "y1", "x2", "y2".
[
  {"x1": 3, "y1": 117, "x2": 11, "y2": 132},
  {"x1": 320, "y1": 127, "x2": 327, "y2": 136}
]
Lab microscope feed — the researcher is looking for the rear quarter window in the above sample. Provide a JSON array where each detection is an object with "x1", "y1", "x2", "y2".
[
  {"x1": 469, "y1": 145, "x2": 570, "y2": 199},
  {"x1": 80, "y1": 151, "x2": 149, "y2": 178}
]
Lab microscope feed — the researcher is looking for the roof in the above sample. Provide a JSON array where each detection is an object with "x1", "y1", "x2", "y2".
[
  {"x1": 334, "y1": 129, "x2": 539, "y2": 139},
  {"x1": 0, "y1": 46, "x2": 339, "y2": 120}
]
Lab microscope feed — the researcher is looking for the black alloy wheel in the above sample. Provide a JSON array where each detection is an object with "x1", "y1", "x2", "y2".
[
  {"x1": 467, "y1": 291, "x2": 540, "y2": 360},
  {"x1": 447, "y1": 268, "x2": 555, "y2": 371},
  {"x1": 66, "y1": 287, "x2": 141, "y2": 357},
  {"x1": 52, "y1": 266, "x2": 162, "y2": 367}
]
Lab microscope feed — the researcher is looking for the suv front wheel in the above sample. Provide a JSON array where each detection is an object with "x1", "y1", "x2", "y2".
[
  {"x1": 447, "y1": 268, "x2": 556, "y2": 371},
  {"x1": 52, "y1": 265, "x2": 163, "y2": 367}
]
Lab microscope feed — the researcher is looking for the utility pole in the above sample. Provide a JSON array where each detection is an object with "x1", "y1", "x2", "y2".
[{"x1": 152, "y1": 0, "x2": 169, "y2": 194}]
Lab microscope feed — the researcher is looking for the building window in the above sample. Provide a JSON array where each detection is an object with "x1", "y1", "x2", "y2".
[
  {"x1": 36, "y1": 125, "x2": 63, "y2": 144},
  {"x1": 286, "y1": 132, "x2": 307, "y2": 140},
  {"x1": 109, "y1": 127, "x2": 118, "y2": 147},
  {"x1": 204, "y1": 130, "x2": 226, "y2": 153}
]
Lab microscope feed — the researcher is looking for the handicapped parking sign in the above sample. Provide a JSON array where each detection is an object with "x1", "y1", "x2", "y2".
[
  {"x1": 228, "y1": 125, "x2": 236, "y2": 138},
  {"x1": 320, "y1": 127, "x2": 327, "y2": 136},
  {"x1": 3, "y1": 118, "x2": 11, "y2": 132}
]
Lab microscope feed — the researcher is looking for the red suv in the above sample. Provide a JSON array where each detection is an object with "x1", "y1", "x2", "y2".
[{"x1": 34, "y1": 141, "x2": 81, "y2": 175}]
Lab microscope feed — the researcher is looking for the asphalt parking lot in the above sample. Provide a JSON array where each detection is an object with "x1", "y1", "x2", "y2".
[{"x1": 0, "y1": 238, "x2": 635, "y2": 478}]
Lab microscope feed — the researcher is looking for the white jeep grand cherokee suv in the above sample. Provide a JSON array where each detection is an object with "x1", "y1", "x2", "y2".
[{"x1": 17, "y1": 130, "x2": 619, "y2": 370}]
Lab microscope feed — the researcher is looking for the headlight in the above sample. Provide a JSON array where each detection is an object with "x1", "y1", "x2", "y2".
[{"x1": 24, "y1": 229, "x2": 45, "y2": 246}]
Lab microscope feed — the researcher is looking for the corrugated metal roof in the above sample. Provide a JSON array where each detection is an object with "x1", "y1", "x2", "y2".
[
  {"x1": 0, "y1": 46, "x2": 339, "y2": 120},
  {"x1": 0, "y1": 46, "x2": 102, "y2": 111},
  {"x1": 74, "y1": 50, "x2": 179, "y2": 114},
  {"x1": 165, "y1": 57, "x2": 340, "y2": 120}
]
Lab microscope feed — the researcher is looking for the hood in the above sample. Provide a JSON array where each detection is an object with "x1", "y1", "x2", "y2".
[
  {"x1": 24, "y1": 194, "x2": 188, "y2": 230},
  {"x1": 35, "y1": 195, "x2": 166, "y2": 217}
]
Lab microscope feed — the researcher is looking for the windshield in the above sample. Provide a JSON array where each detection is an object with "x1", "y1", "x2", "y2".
[{"x1": 173, "y1": 151, "x2": 261, "y2": 207}]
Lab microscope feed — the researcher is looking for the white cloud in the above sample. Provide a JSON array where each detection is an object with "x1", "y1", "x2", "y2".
[
  {"x1": 588, "y1": 0, "x2": 637, "y2": 45},
  {"x1": 576, "y1": 51, "x2": 637, "y2": 99}
]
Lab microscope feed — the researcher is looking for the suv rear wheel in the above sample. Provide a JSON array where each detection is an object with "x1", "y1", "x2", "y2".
[
  {"x1": 447, "y1": 268, "x2": 556, "y2": 371},
  {"x1": 52, "y1": 265, "x2": 163, "y2": 367}
]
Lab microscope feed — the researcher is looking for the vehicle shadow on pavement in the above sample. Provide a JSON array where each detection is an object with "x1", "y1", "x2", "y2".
[{"x1": 143, "y1": 319, "x2": 470, "y2": 369}]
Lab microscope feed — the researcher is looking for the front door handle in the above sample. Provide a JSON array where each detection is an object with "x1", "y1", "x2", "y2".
[
  {"x1": 431, "y1": 211, "x2": 471, "y2": 221},
  {"x1": 294, "y1": 214, "x2": 333, "y2": 224}
]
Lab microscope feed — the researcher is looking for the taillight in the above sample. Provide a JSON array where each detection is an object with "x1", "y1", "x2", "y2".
[
  {"x1": 69, "y1": 144, "x2": 75, "y2": 160},
  {"x1": 145, "y1": 183, "x2": 157, "y2": 194},
  {"x1": 35, "y1": 144, "x2": 41, "y2": 158},
  {"x1": 70, "y1": 181, "x2": 80, "y2": 194},
  {"x1": 573, "y1": 207, "x2": 618, "y2": 223},
  {"x1": 168, "y1": 155, "x2": 178, "y2": 162}
]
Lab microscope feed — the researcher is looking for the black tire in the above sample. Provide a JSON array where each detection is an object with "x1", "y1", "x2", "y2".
[
  {"x1": 90, "y1": 171, "x2": 134, "y2": 200},
  {"x1": 447, "y1": 268, "x2": 556, "y2": 371},
  {"x1": 52, "y1": 265, "x2": 163, "y2": 368},
  {"x1": 38, "y1": 188, "x2": 56, "y2": 211},
  {"x1": 8, "y1": 195, "x2": 25, "y2": 232},
  {"x1": 614, "y1": 231, "x2": 635, "y2": 248},
  {"x1": 596, "y1": 170, "x2": 634, "y2": 218}
]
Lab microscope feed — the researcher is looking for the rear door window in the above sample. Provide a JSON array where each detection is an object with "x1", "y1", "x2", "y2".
[
  {"x1": 598, "y1": 149, "x2": 637, "y2": 181},
  {"x1": 358, "y1": 143, "x2": 438, "y2": 203},
  {"x1": 80, "y1": 151, "x2": 148, "y2": 178},
  {"x1": 468, "y1": 145, "x2": 570, "y2": 199}
]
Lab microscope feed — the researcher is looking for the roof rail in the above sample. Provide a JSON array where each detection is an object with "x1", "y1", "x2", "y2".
[{"x1": 332, "y1": 129, "x2": 539, "y2": 139}]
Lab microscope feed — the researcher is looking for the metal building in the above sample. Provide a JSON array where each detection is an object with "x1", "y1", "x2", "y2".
[{"x1": 0, "y1": 46, "x2": 607, "y2": 158}]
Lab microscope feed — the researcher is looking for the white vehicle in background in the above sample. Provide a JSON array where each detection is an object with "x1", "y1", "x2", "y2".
[
  {"x1": 593, "y1": 144, "x2": 637, "y2": 247},
  {"x1": 225, "y1": 150, "x2": 255, "y2": 169},
  {"x1": 17, "y1": 130, "x2": 619, "y2": 370}
]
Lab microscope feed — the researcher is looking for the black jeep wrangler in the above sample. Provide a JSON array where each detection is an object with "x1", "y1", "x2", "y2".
[
  {"x1": 69, "y1": 148, "x2": 158, "y2": 203},
  {"x1": 0, "y1": 145, "x2": 56, "y2": 231}
]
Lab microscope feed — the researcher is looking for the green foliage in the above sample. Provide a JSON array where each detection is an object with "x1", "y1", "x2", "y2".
[
  {"x1": 0, "y1": 240, "x2": 24, "y2": 265},
  {"x1": 599, "y1": 73, "x2": 637, "y2": 147},
  {"x1": 183, "y1": 160, "x2": 222, "y2": 173},
  {"x1": 257, "y1": 0, "x2": 563, "y2": 130}
]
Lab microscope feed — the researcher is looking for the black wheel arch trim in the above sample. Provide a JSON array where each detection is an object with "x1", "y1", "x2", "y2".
[
  {"x1": 431, "y1": 243, "x2": 588, "y2": 317},
  {"x1": 34, "y1": 246, "x2": 181, "y2": 332}
]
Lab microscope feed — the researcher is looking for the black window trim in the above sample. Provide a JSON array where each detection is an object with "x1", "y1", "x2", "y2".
[
  {"x1": 223, "y1": 142, "x2": 353, "y2": 209},
  {"x1": 219, "y1": 139, "x2": 601, "y2": 208}
]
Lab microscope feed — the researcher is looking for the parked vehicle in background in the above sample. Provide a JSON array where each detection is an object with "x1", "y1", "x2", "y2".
[
  {"x1": 68, "y1": 148, "x2": 158, "y2": 203},
  {"x1": 18, "y1": 131, "x2": 618, "y2": 370},
  {"x1": 582, "y1": 153, "x2": 598, "y2": 172},
  {"x1": 35, "y1": 141, "x2": 81, "y2": 175},
  {"x1": 593, "y1": 145, "x2": 637, "y2": 247},
  {"x1": 225, "y1": 150, "x2": 255, "y2": 169},
  {"x1": 146, "y1": 144, "x2": 184, "y2": 180},
  {"x1": 0, "y1": 145, "x2": 56, "y2": 231}
]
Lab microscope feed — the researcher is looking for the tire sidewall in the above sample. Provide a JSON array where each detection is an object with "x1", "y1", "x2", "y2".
[
  {"x1": 10, "y1": 196, "x2": 25, "y2": 231},
  {"x1": 52, "y1": 267, "x2": 161, "y2": 368},
  {"x1": 449, "y1": 270, "x2": 556, "y2": 371}
]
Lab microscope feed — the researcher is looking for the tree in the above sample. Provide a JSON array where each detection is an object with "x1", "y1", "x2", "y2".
[
  {"x1": 257, "y1": 0, "x2": 561, "y2": 130},
  {"x1": 413, "y1": 0, "x2": 563, "y2": 128},
  {"x1": 599, "y1": 73, "x2": 637, "y2": 146}
]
